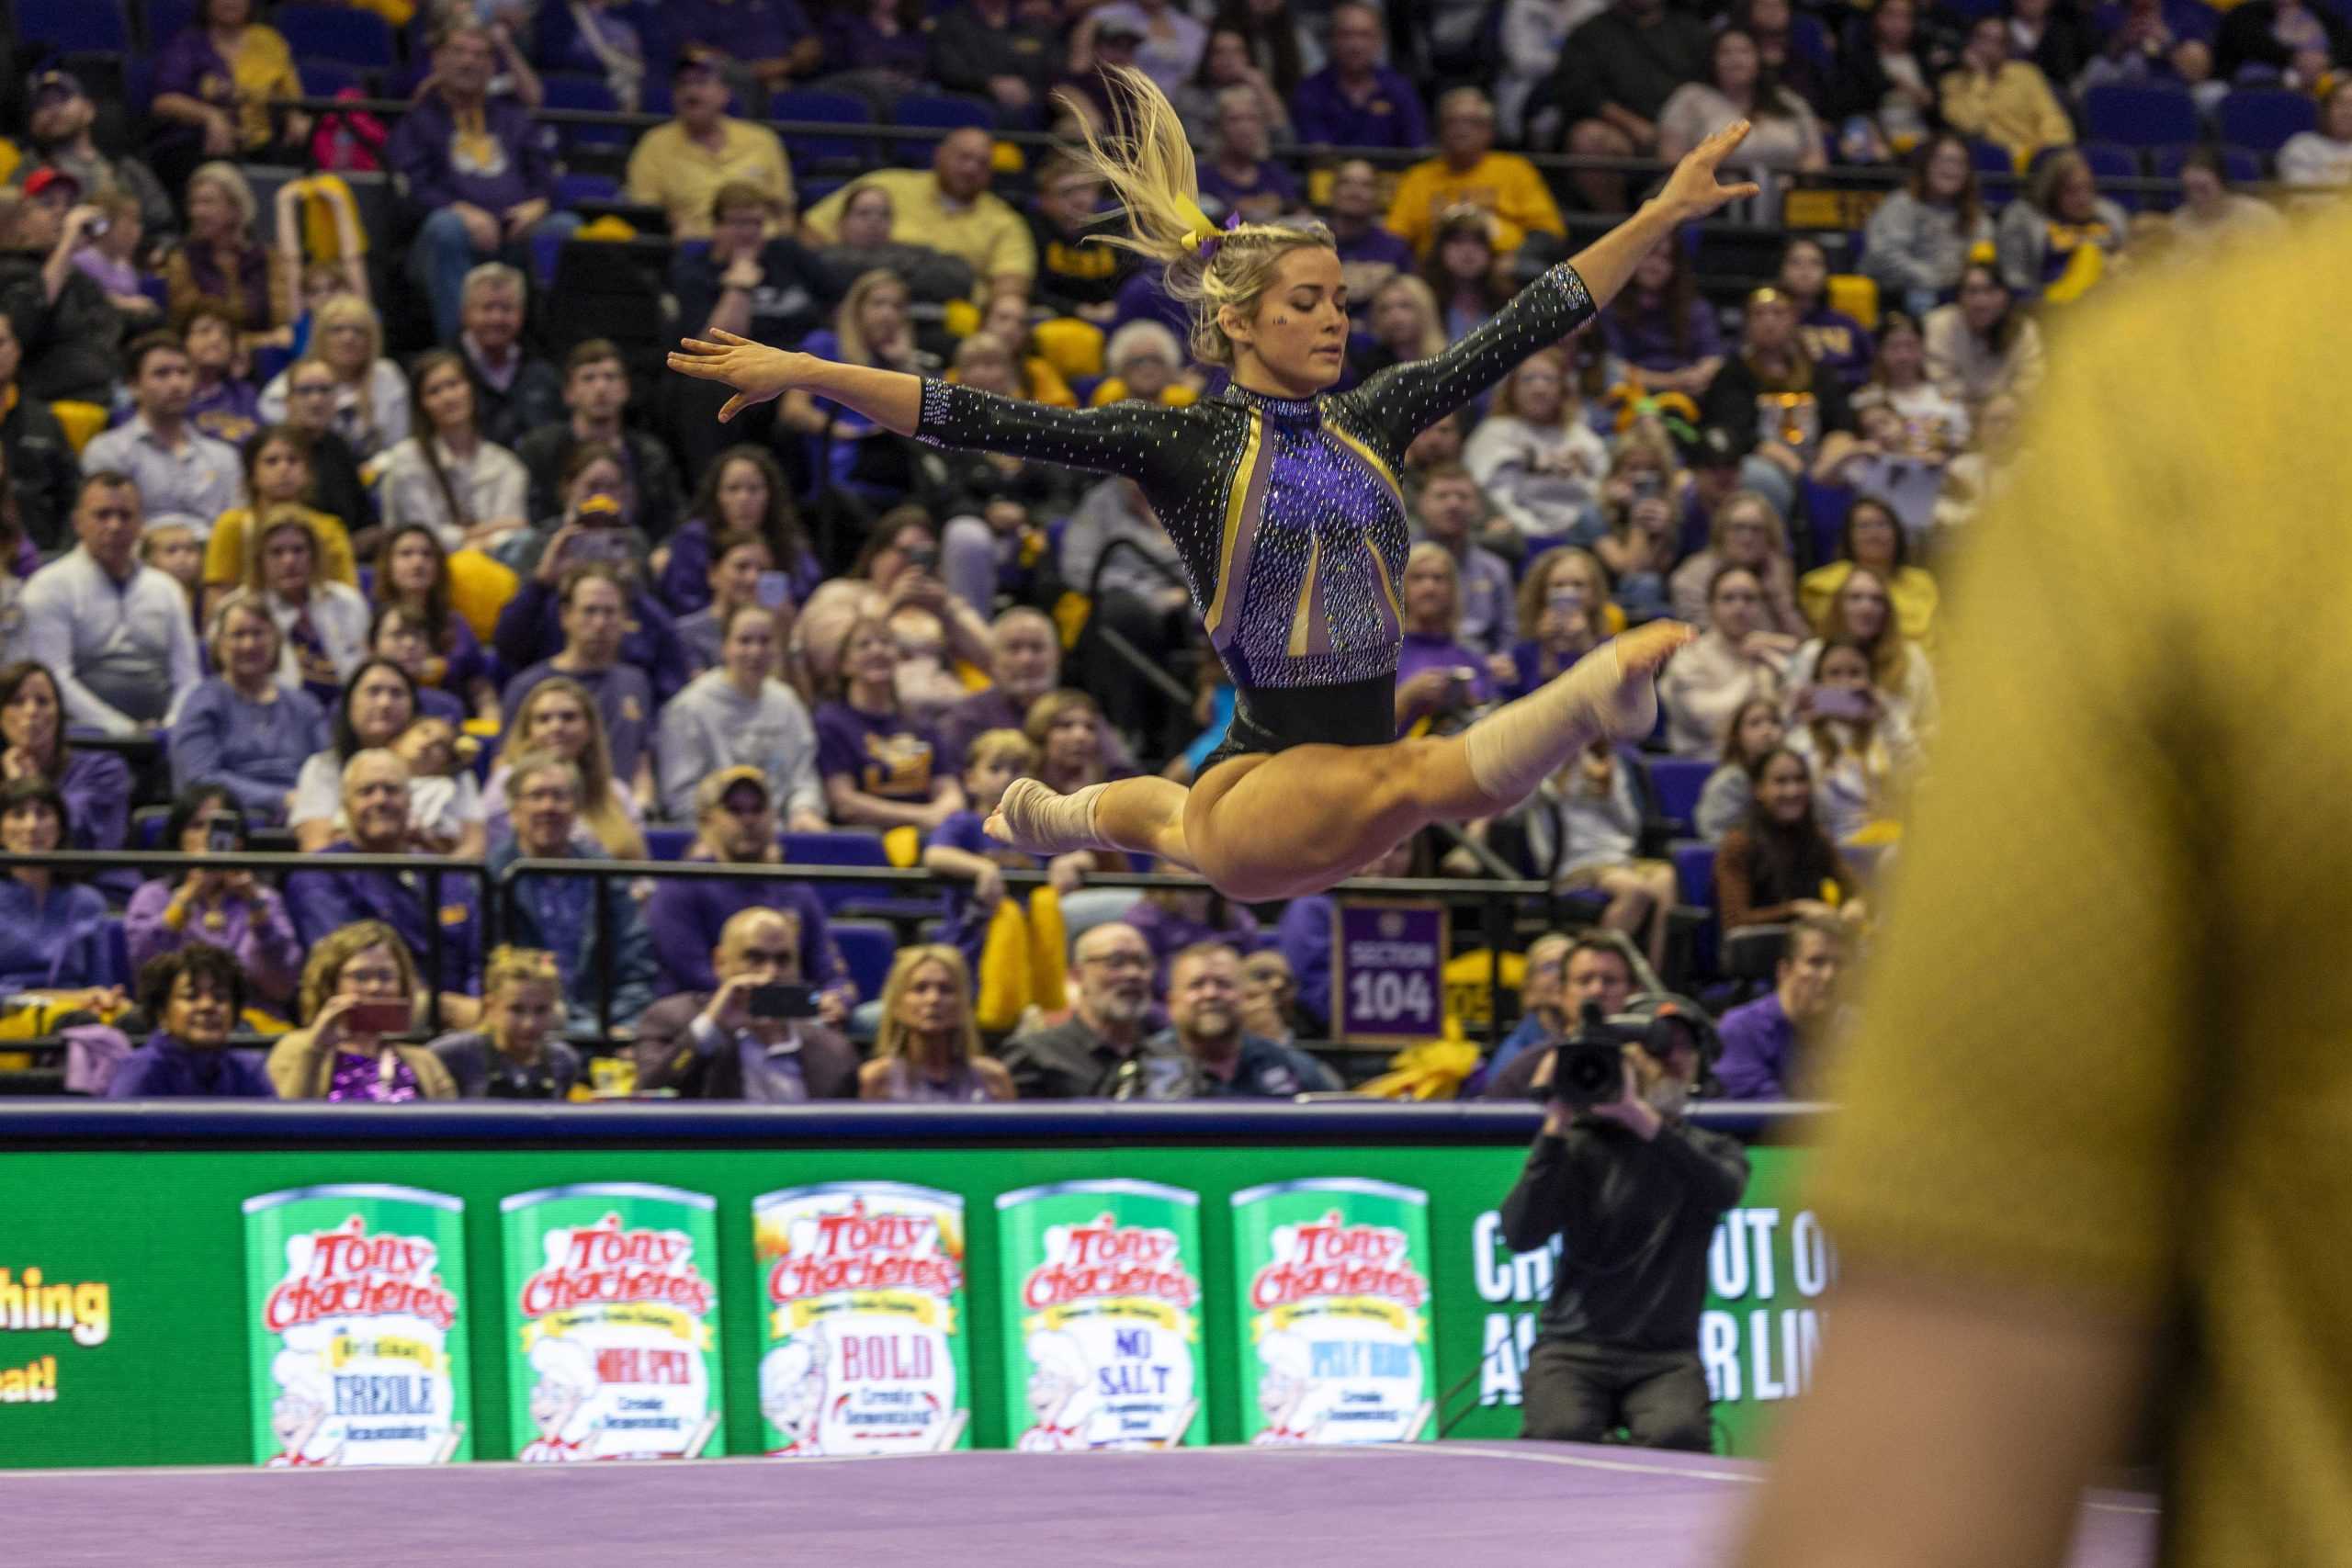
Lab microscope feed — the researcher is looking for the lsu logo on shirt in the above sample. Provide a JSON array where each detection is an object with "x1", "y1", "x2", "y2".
[{"x1": 862, "y1": 733, "x2": 936, "y2": 799}]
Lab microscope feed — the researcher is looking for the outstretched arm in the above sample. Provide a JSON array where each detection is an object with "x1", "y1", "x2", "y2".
[
  {"x1": 672, "y1": 331, "x2": 926, "y2": 432},
  {"x1": 670, "y1": 332, "x2": 1192, "y2": 484},
  {"x1": 1344, "y1": 122, "x2": 1764, "y2": 446}
]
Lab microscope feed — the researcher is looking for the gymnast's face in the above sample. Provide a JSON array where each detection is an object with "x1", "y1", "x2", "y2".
[{"x1": 1224, "y1": 246, "x2": 1351, "y2": 396}]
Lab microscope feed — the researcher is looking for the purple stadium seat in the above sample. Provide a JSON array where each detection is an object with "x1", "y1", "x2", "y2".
[
  {"x1": 2218, "y1": 89, "x2": 2318, "y2": 152},
  {"x1": 1649, "y1": 759, "x2": 1715, "y2": 832},
  {"x1": 768, "y1": 89, "x2": 876, "y2": 167},
  {"x1": 890, "y1": 94, "x2": 998, "y2": 165},
  {"x1": 273, "y1": 4, "x2": 396, "y2": 67},
  {"x1": 540, "y1": 73, "x2": 628, "y2": 147},
  {"x1": 830, "y1": 919, "x2": 898, "y2": 1000},
  {"x1": 2083, "y1": 84, "x2": 2199, "y2": 148},
  {"x1": 23, "y1": 0, "x2": 130, "y2": 52}
]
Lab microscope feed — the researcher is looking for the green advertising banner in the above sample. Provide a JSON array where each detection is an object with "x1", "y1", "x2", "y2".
[
  {"x1": 995, "y1": 1179, "x2": 1206, "y2": 1451},
  {"x1": 0, "y1": 1137, "x2": 1826, "y2": 1467},
  {"x1": 242, "y1": 1184, "x2": 471, "y2": 1468},
  {"x1": 751, "y1": 1181, "x2": 969, "y2": 1457},
  {"x1": 500, "y1": 1183, "x2": 725, "y2": 1461},
  {"x1": 1229, "y1": 1179, "x2": 1435, "y2": 1446}
]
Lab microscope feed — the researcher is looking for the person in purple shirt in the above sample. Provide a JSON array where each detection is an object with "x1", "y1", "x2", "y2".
[
  {"x1": 641, "y1": 768, "x2": 853, "y2": 1016},
  {"x1": 922, "y1": 729, "x2": 1096, "y2": 992},
  {"x1": 1195, "y1": 90, "x2": 1302, "y2": 223},
  {"x1": 0, "y1": 661, "x2": 132, "y2": 856},
  {"x1": 388, "y1": 17, "x2": 582, "y2": 343},
  {"x1": 1393, "y1": 543, "x2": 1495, "y2": 737},
  {"x1": 168, "y1": 600, "x2": 329, "y2": 820},
  {"x1": 813, "y1": 615, "x2": 964, "y2": 833},
  {"x1": 1778, "y1": 238, "x2": 1874, "y2": 391},
  {"x1": 1109, "y1": 265, "x2": 1193, "y2": 344},
  {"x1": 1600, "y1": 240, "x2": 1725, "y2": 395},
  {"x1": 1325, "y1": 160, "x2": 1416, "y2": 330},
  {"x1": 123, "y1": 784, "x2": 306, "y2": 1012},
  {"x1": 939, "y1": 607, "x2": 1063, "y2": 772},
  {"x1": 819, "y1": 4, "x2": 932, "y2": 84},
  {"x1": 498, "y1": 566, "x2": 662, "y2": 793},
  {"x1": 181, "y1": 305, "x2": 260, "y2": 448},
  {"x1": 107, "y1": 946, "x2": 274, "y2": 1100},
  {"x1": 1713, "y1": 913, "x2": 1848, "y2": 1100},
  {"x1": 672, "y1": 0, "x2": 822, "y2": 96},
  {"x1": 282, "y1": 750, "x2": 483, "y2": 998},
  {"x1": 497, "y1": 547, "x2": 692, "y2": 710},
  {"x1": 1292, "y1": 3, "x2": 1430, "y2": 150}
]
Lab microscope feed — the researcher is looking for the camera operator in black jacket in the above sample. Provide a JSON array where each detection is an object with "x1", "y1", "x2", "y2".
[{"x1": 1499, "y1": 1004, "x2": 1748, "y2": 1451}]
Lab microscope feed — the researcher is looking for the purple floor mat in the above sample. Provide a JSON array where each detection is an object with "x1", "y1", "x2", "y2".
[{"x1": 10, "y1": 1441, "x2": 2155, "y2": 1568}]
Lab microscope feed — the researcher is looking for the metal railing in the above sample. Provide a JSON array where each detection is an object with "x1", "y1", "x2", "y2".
[
  {"x1": 492, "y1": 855, "x2": 1555, "y2": 1045},
  {"x1": 0, "y1": 849, "x2": 492, "y2": 1034},
  {"x1": 0, "y1": 848, "x2": 1561, "y2": 1055}
]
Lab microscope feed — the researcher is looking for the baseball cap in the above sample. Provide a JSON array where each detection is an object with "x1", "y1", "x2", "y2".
[
  {"x1": 695, "y1": 766, "x2": 772, "y2": 817},
  {"x1": 28, "y1": 70, "x2": 84, "y2": 105},
  {"x1": 673, "y1": 57, "x2": 722, "y2": 82},
  {"x1": 1097, "y1": 19, "x2": 1145, "y2": 44},
  {"x1": 21, "y1": 166, "x2": 83, "y2": 202}
]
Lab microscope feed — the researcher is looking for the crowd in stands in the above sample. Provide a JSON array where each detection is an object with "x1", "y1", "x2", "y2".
[{"x1": 0, "y1": 0, "x2": 2342, "y2": 1111}]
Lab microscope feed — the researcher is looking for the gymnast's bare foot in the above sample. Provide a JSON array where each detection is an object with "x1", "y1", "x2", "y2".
[{"x1": 987, "y1": 778, "x2": 1112, "y2": 856}]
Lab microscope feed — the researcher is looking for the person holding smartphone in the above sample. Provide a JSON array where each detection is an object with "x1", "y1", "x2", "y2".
[
  {"x1": 633, "y1": 907, "x2": 861, "y2": 1102},
  {"x1": 123, "y1": 784, "x2": 306, "y2": 1013},
  {"x1": 1784, "y1": 639, "x2": 1921, "y2": 849},
  {"x1": 265, "y1": 919, "x2": 458, "y2": 1100}
]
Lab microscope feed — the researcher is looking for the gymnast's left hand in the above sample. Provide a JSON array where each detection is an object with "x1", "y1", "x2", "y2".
[
  {"x1": 1659, "y1": 121, "x2": 1765, "y2": 221},
  {"x1": 669, "y1": 329, "x2": 808, "y2": 423}
]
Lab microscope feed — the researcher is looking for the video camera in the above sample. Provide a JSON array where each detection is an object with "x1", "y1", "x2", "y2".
[{"x1": 1537, "y1": 998, "x2": 1720, "y2": 1109}]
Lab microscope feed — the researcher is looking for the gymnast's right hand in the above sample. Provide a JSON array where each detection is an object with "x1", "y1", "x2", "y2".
[{"x1": 669, "y1": 329, "x2": 808, "y2": 423}]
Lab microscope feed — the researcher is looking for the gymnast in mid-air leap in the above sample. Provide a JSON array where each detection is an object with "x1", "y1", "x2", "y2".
[{"x1": 672, "y1": 69, "x2": 1761, "y2": 902}]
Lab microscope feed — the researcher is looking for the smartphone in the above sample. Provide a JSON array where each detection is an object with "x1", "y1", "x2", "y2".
[
  {"x1": 748, "y1": 983, "x2": 819, "y2": 1021},
  {"x1": 344, "y1": 1000, "x2": 413, "y2": 1036},
  {"x1": 85, "y1": 217, "x2": 109, "y2": 240},
  {"x1": 1630, "y1": 472, "x2": 1663, "y2": 502},
  {"x1": 562, "y1": 530, "x2": 630, "y2": 566},
  {"x1": 904, "y1": 545, "x2": 938, "y2": 574},
  {"x1": 1809, "y1": 685, "x2": 1873, "y2": 721},
  {"x1": 206, "y1": 817, "x2": 241, "y2": 852},
  {"x1": 754, "y1": 570, "x2": 793, "y2": 610},
  {"x1": 1449, "y1": 665, "x2": 1479, "y2": 692}
]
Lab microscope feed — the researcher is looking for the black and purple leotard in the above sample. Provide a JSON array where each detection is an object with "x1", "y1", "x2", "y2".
[{"x1": 915, "y1": 261, "x2": 1595, "y2": 771}]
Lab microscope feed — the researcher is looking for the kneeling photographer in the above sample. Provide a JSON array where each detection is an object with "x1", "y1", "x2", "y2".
[{"x1": 1500, "y1": 998, "x2": 1748, "y2": 1452}]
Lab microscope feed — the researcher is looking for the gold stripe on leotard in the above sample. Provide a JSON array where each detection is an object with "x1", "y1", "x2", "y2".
[
  {"x1": 1202, "y1": 410, "x2": 1267, "y2": 645},
  {"x1": 1286, "y1": 530, "x2": 1323, "y2": 657}
]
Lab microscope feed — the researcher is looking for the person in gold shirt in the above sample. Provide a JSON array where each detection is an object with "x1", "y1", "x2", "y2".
[
  {"x1": 1939, "y1": 15, "x2": 2075, "y2": 171},
  {"x1": 799, "y1": 128, "x2": 1036, "y2": 305},
  {"x1": 623, "y1": 59, "x2": 795, "y2": 242},
  {"x1": 1738, "y1": 207, "x2": 2352, "y2": 1566},
  {"x1": 1385, "y1": 88, "x2": 1567, "y2": 260}
]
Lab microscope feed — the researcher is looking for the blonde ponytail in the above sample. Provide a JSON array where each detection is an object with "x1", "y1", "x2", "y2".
[{"x1": 1059, "y1": 64, "x2": 1333, "y2": 369}]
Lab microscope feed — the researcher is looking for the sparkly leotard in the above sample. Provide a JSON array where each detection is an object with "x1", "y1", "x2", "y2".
[{"x1": 916, "y1": 261, "x2": 1596, "y2": 769}]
